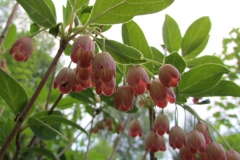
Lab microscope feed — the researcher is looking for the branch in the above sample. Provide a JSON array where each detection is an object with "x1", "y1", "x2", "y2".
[
  {"x1": 148, "y1": 107, "x2": 155, "y2": 160},
  {"x1": 108, "y1": 114, "x2": 131, "y2": 160},
  {"x1": 0, "y1": 39, "x2": 68, "y2": 158},
  {"x1": 12, "y1": 134, "x2": 25, "y2": 160},
  {"x1": 0, "y1": 2, "x2": 19, "y2": 48}
]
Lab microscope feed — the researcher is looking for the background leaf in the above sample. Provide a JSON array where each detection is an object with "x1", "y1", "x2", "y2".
[
  {"x1": 186, "y1": 55, "x2": 223, "y2": 68},
  {"x1": 190, "y1": 80, "x2": 240, "y2": 97},
  {"x1": 0, "y1": 69, "x2": 28, "y2": 114},
  {"x1": 95, "y1": 38, "x2": 146, "y2": 64},
  {"x1": 122, "y1": 20, "x2": 153, "y2": 70},
  {"x1": 21, "y1": 147, "x2": 58, "y2": 160},
  {"x1": 162, "y1": 14, "x2": 182, "y2": 53},
  {"x1": 2, "y1": 24, "x2": 16, "y2": 49},
  {"x1": 178, "y1": 64, "x2": 229, "y2": 95},
  {"x1": 165, "y1": 52, "x2": 186, "y2": 73},
  {"x1": 17, "y1": 0, "x2": 56, "y2": 27},
  {"x1": 68, "y1": 0, "x2": 89, "y2": 12},
  {"x1": 39, "y1": 115, "x2": 88, "y2": 137},
  {"x1": 87, "y1": 0, "x2": 174, "y2": 25},
  {"x1": 181, "y1": 16, "x2": 211, "y2": 57}
]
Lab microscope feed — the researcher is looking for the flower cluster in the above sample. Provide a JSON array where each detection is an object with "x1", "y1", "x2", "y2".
[{"x1": 53, "y1": 36, "x2": 116, "y2": 95}]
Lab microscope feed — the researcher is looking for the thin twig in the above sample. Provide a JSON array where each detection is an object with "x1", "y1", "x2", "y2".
[
  {"x1": 142, "y1": 150, "x2": 149, "y2": 160},
  {"x1": 149, "y1": 107, "x2": 155, "y2": 160},
  {"x1": 12, "y1": 134, "x2": 25, "y2": 160},
  {"x1": 48, "y1": 93, "x2": 63, "y2": 115},
  {"x1": 0, "y1": 39, "x2": 68, "y2": 158},
  {"x1": 108, "y1": 114, "x2": 131, "y2": 160},
  {"x1": 0, "y1": 3, "x2": 19, "y2": 48},
  {"x1": 45, "y1": 66, "x2": 57, "y2": 110}
]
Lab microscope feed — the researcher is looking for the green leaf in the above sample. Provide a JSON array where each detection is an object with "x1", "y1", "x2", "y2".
[
  {"x1": 184, "y1": 36, "x2": 209, "y2": 59},
  {"x1": 0, "y1": 69, "x2": 28, "y2": 114},
  {"x1": 151, "y1": 47, "x2": 164, "y2": 74},
  {"x1": 68, "y1": 0, "x2": 89, "y2": 12},
  {"x1": 95, "y1": 38, "x2": 146, "y2": 64},
  {"x1": 69, "y1": 89, "x2": 95, "y2": 104},
  {"x1": 17, "y1": 0, "x2": 56, "y2": 27},
  {"x1": 165, "y1": 52, "x2": 186, "y2": 73},
  {"x1": 63, "y1": 0, "x2": 72, "y2": 25},
  {"x1": 182, "y1": 17, "x2": 211, "y2": 57},
  {"x1": 87, "y1": 0, "x2": 174, "y2": 25},
  {"x1": 162, "y1": 14, "x2": 182, "y2": 53},
  {"x1": 49, "y1": 23, "x2": 61, "y2": 37},
  {"x1": 39, "y1": 115, "x2": 88, "y2": 137},
  {"x1": 76, "y1": 6, "x2": 92, "y2": 25},
  {"x1": 30, "y1": 23, "x2": 40, "y2": 34},
  {"x1": 57, "y1": 96, "x2": 76, "y2": 109},
  {"x1": 122, "y1": 20, "x2": 153, "y2": 70},
  {"x1": 186, "y1": 55, "x2": 223, "y2": 67},
  {"x1": 28, "y1": 117, "x2": 67, "y2": 140},
  {"x1": 178, "y1": 64, "x2": 229, "y2": 96},
  {"x1": 189, "y1": 80, "x2": 240, "y2": 97},
  {"x1": 64, "y1": 43, "x2": 72, "y2": 56},
  {"x1": 21, "y1": 147, "x2": 58, "y2": 160},
  {"x1": 2, "y1": 24, "x2": 16, "y2": 49}
]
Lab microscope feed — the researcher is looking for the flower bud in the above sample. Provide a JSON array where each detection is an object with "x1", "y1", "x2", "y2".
[
  {"x1": 153, "y1": 113, "x2": 170, "y2": 135},
  {"x1": 206, "y1": 142, "x2": 226, "y2": 160},
  {"x1": 128, "y1": 119, "x2": 142, "y2": 138},
  {"x1": 169, "y1": 126, "x2": 186, "y2": 149},
  {"x1": 226, "y1": 150, "x2": 240, "y2": 160},
  {"x1": 196, "y1": 122, "x2": 211, "y2": 145},
  {"x1": 71, "y1": 35, "x2": 95, "y2": 66},
  {"x1": 9, "y1": 36, "x2": 34, "y2": 62},
  {"x1": 187, "y1": 130, "x2": 206, "y2": 153},
  {"x1": 114, "y1": 86, "x2": 135, "y2": 111},
  {"x1": 179, "y1": 146, "x2": 196, "y2": 160},
  {"x1": 54, "y1": 67, "x2": 77, "y2": 94},
  {"x1": 158, "y1": 64, "x2": 181, "y2": 87},
  {"x1": 126, "y1": 66, "x2": 150, "y2": 95},
  {"x1": 146, "y1": 131, "x2": 166, "y2": 152},
  {"x1": 199, "y1": 152, "x2": 209, "y2": 160}
]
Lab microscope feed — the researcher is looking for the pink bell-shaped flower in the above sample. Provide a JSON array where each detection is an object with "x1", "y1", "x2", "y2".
[
  {"x1": 75, "y1": 65, "x2": 93, "y2": 81},
  {"x1": 226, "y1": 150, "x2": 240, "y2": 160},
  {"x1": 95, "y1": 79, "x2": 115, "y2": 96},
  {"x1": 9, "y1": 36, "x2": 34, "y2": 62},
  {"x1": 128, "y1": 119, "x2": 142, "y2": 138},
  {"x1": 54, "y1": 67, "x2": 77, "y2": 94},
  {"x1": 169, "y1": 126, "x2": 186, "y2": 149},
  {"x1": 180, "y1": 146, "x2": 196, "y2": 160},
  {"x1": 92, "y1": 52, "x2": 116, "y2": 85},
  {"x1": 196, "y1": 122, "x2": 211, "y2": 145},
  {"x1": 71, "y1": 35, "x2": 95, "y2": 67},
  {"x1": 187, "y1": 130, "x2": 206, "y2": 153},
  {"x1": 149, "y1": 79, "x2": 176, "y2": 108},
  {"x1": 114, "y1": 86, "x2": 135, "y2": 111},
  {"x1": 126, "y1": 66, "x2": 150, "y2": 95},
  {"x1": 206, "y1": 142, "x2": 226, "y2": 160},
  {"x1": 153, "y1": 113, "x2": 170, "y2": 135},
  {"x1": 199, "y1": 152, "x2": 209, "y2": 160},
  {"x1": 146, "y1": 131, "x2": 166, "y2": 152},
  {"x1": 158, "y1": 64, "x2": 181, "y2": 87}
]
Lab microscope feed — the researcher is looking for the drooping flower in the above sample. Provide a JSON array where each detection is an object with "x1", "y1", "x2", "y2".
[
  {"x1": 92, "y1": 52, "x2": 116, "y2": 84},
  {"x1": 114, "y1": 86, "x2": 135, "y2": 111},
  {"x1": 226, "y1": 150, "x2": 240, "y2": 160},
  {"x1": 75, "y1": 65, "x2": 93, "y2": 81},
  {"x1": 187, "y1": 130, "x2": 206, "y2": 153},
  {"x1": 158, "y1": 64, "x2": 181, "y2": 87},
  {"x1": 199, "y1": 152, "x2": 209, "y2": 160},
  {"x1": 95, "y1": 79, "x2": 115, "y2": 96},
  {"x1": 206, "y1": 142, "x2": 226, "y2": 160},
  {"x1": 9, "y1": 36, "x2": 34, "y2": 62},
  {"x1": 153, "y1": 113, "x2": 170, "y2": 135},
  {"x1": 54, "y1": 67, "x2": 77, "y2": 94},
  {"x1": 180, "y1": 146, "x2": 196, "y2": 160},
  {"x1": 196, "y1": 122, "x2": 211, "y2": 145},
  {"x1": 128, "y1": 119, "x2": 142, "y2": 138},
  {"x1": 169, "y1": 126, "x2": 186, "y2": 149},
  {"x1": 71, "y1": 35, "x2": 95, "y2": 67},
  {"x1": 126, "y1": 66, "x2": 150, "y2": 95},
  {"x1": 149, "y1": 79, "x2": 176, "y2": 108},
  {"x1": 146, "y1": 131, "x2": 166, "y2": 152},
  {"x1": 117, "y1": 123, "x2": 124, "y2": 133}
]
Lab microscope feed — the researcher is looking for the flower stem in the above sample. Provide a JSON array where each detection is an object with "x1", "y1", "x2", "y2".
[
  {"x1": 0, "y1": 39, "x2": 68, "y2": 158},
  {"x1": 144, "y1": 58, "x2": 162, "y2": 66},
  {"x1": 30, "y1": 27, "x2": 49, "y2": 38}
]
